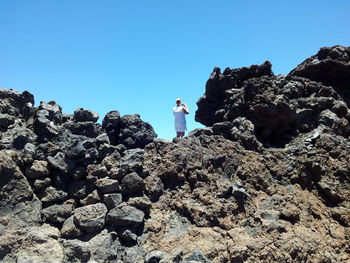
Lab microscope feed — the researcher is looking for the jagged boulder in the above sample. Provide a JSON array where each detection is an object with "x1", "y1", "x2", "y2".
[
  {"x1": 102, "y1": 110, "x2": 121, "y2": 145},
  {"x1": 289, "y1": 45, "x2": 350, "y2": 103},
  {"x1": 119, "y1": 114, "x2": 157, "y2": 149}
]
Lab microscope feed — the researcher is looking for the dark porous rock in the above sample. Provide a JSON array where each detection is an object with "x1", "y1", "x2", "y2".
[
  {"x1": 33, "y1": 109, "x2": 60, "y2": 137},
  {"x1": 0, "y1": 89, "x2": 34, "y2": 117},
  {"x1": 62, "y1": 239, "x2": 91, "y2": 263},
  {"x1": 80, "y1": 189, "x2": 102, "y2": 206},
  {"x1": 98, "y1": 143, "x2": 117, "y2": 160},
  {"x1": 61, "y1": 215, "x2": 83, "y2": 237},
  {"x1": 41, "y1": 203, "x2": 74, "y2": 224},
  {"x1": 26, "y1": 160, "x2": 50, "y2": 179},
  {"x1": 188, "y1": 127, "x2": 214, "y2": 137},
  {"x1": 65, "y1": 140, "x2": 86, "y2": 159},
  {"x1": 33, "y1": 177, "x2": 51, "y2": 191},
  {"x1": 95, "y1": 133, "x2": 110, "y2": 146},
  {"x1": 52, "y1": 170, "x2": 68, "y2": 191},
  {"x1": 73, "y1": 203, "x2": 107, "y2": 233},
  {"x1": 96, "y1": 178, "x2": 120, "y2": 194},
  {"x1": 289, "y1": 45, "x2": 350, "y2": 103},
  {"x1": 102, "y1": 110, "x2": 121, "y2": 145},
  {"x1": 63, "y1": 121, "x2": 104, "y2": 138},
  {"x1": 195, "y1": 61, "x2": 273, "y2": 127},
  {"x1": 88, "y1": 229, "x2": 119, "y2": 262},
  {"x1": 107, "y1": 204, "x2": 145, "y2": 227},
  {"x1": 144, "y1": 175, "x2": 164, "y2": 202},
  {"x1": 35, "y1": 141, "x2": 60, "y2": 160},
  {"x1": 68, "y1": 181, "x2": 87, "y2": 199},
  {"x1": 41, "y1": 186, "x2": 68, "y2": 204},
  {"x1": 120, "y1": 229, "x2": 138, "y2": 244},
  {"x1": 121, "y1": 172, "x2": 145, "y2": 195},
  {"x1": 120, "y1": 148, "x2": 144, "y2": 175},
  {"x1": 11, "y1": 128, "x2": 36, "y2": 150},
  {"x1": 70, "y1": 165, "x2": 87, "y2": 181},
  {"x1": 119, "y1": 114, "x2": 157, "y2": 149},
  {"x1": 0, "y1": 113, "x2": 15, "y2": 131},
  {"x1": 38, "y1": 101, "x2": 62, "y2": 123},
  {"x1": 74, "y1": 108, "x2": 100, "y2": 123},
  {"x1": 103, "y1": 193, "x2": 123, "y2": 210},
  {"x1": 48, "y1": 152, "x2": 76, "y2": 174}
]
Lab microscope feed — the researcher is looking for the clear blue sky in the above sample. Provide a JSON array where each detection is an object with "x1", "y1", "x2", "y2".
[{"x1": 1, "y1": 1, "x2": 349, "y2": 140}]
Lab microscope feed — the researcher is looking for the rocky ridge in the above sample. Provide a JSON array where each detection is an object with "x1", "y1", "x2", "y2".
[{"x1": 0, "y1": 45, "x2": 349, "y2": 262}]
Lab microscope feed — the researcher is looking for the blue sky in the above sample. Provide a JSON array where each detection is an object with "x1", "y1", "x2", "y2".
[{"x1": 1, "y1": 1, "x2": 349, "y2": 140}]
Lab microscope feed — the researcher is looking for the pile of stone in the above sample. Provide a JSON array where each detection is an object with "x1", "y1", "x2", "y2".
[{"x1": 0, "y1": 89, "x2": 157, "y2": 262}]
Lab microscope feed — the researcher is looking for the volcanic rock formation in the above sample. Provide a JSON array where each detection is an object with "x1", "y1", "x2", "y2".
[{"x1": 0, "y1": 45, "x2": 349, "y2": 263}]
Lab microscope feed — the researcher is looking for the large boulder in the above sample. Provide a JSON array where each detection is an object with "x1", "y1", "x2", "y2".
[
  {"x1": 195, "y1": 61, "x2": 273, "y2": 127},
  {"x1": 289, "y1": 45, "x2": 350, "y2": 103},
  {"x1": 121, "y1": 172, "x2": 145, "y2": 195},
  {"x1": 119, "y1": 114, "x2": 157, "y2": 149}
]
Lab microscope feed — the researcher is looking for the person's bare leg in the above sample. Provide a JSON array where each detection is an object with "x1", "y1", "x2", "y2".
[
  {"x1": 180, "y1": 132, "x2": 185, "y2": 138},
  {"x1": 176, "y1": 132, "x2": 181, "y2": 138}
]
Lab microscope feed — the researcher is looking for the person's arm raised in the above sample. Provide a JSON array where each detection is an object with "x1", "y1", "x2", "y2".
[{"x1": 182, "y1": 104, "x2": 189, "y2": 114}]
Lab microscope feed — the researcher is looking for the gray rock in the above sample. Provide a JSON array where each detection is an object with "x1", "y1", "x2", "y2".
[
  {"x1": 41, "y1": 203, "x2": 74, "y2": 224},
  {"x1": 33, "y1": 177, "x2": 51, "y2": 190},
  {"x1": 62, "y1": 239, "x2": 91, "y2": 263},
  {"x1": 96, "y1": 178, "x2": 120, "y2": 194},
  {"x1": 121, "y1": 172, "x2": 145, "y2": 195},
  {"x1": 48, "y1": 152, "x2": 76, "y2": 174},
  {"x1": 80, "y1": 190, "x2": 101, "y2": 206},
  {"x1": 61, "y1": 216, "x2": 83, "y2": 238},
  {"x1": 103, "y1": 193, "x2": 123, "y2": 210},
  {"x1": 95, "y1": 133, "x2": 110, "y2": 145},
  {"x1": 120, "y1": 148, "x2": 144, "y2": 175},
  {"x1": 26, "y1": 160, "x2": 50, "y2": 179},
  {"x1": 73, "y1": 203, "x2": 107, "y2": 233},
  {"x1": 107, "y1": 204, "x2": 144, "y2": 227},
  {"x1": 88, "y1": 229, "x2": 119, "y2": 262},
  {"x1": 41, "y1": 186, "x2": 68, "y2": 204},
  {"x1": 68, "y1": 181, "x2": 87, "y2": 199},
  {"x1": 74, "y1": 108, "x2": 100, "y2": 123},
  {"x1": 66, "y1": 140, "x2": 86, "y2": 159}
]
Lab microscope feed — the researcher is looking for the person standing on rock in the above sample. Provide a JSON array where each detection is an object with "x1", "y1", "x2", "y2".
[{"x1": 173, "y1": 98, "x2": 189, "y2": 138}]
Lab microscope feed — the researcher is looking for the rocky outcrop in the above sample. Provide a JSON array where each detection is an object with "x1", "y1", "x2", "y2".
[
  {"x1": 1, "y1": 45, "x2": 350, "y2": 262},
  {"x1": 195, "y1": 46, "x2": 350, "y2": 147}
]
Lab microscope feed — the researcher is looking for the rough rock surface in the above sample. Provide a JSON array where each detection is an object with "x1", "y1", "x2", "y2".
[{"x1": 1, "y1": 45, "x2": 350, "y2": 263}]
